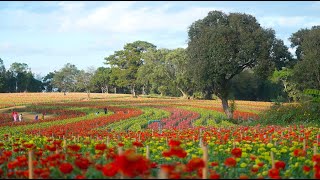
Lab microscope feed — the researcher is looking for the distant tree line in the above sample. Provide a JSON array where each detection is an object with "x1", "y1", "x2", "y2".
[{"x1": 1, "y1": 10, "x2": 319, "y2": 118}]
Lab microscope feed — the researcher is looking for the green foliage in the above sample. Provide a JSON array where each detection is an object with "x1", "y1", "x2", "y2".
[
  {"x1": 290, "y1": 26, "x2": 320, "y2": 91},
  {"x1": 187, "y1": 10, "x2": 292, "y2": 118},
  {"x1": 303, "y1": 89, "x2": 320, "y2": 102},
  {"x1": 52, "y1": 63, "x2": 80, "y2": 93},
  {"x1": 258, "y1": 102, "x2": 320, "y2": 126}
]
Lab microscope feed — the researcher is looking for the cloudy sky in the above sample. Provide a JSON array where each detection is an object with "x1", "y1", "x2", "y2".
[{"x1": 1, "y1": 1, "x2": 319, "y2": 77}]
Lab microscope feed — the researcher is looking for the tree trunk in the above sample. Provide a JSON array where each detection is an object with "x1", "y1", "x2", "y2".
[
  {"x1": 101, "y1": 87, "x2": 104, "y2": 93},
  {"x1": 87, "y1": 90, "x2": 90, "y2": 99},
  {"x1": 142, "y1": 85, "x2": 146, "y2": 95},
  {"x1": 221, "y1": 96, "x2": 233, "y2": 119},
  {"x1": 106, "y1": 85, "x2": 109, "y2": 94},
  {"x1": 132, "y1": 85, "x2": 136, "y2": 97},
  {"x1": 114, "y1": 87, "x2": 116, "y2": 94},
  {"x1": 178, "y1": 87, "x2": 188, "y2": 99}
]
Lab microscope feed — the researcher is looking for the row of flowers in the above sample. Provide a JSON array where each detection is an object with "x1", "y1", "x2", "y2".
[{"x1": 0, "y1": 125, "x2": 319, "y2": 179}]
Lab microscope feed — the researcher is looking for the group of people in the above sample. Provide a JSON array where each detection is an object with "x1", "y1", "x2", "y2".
[
  {"x1": 11, "y1": 110, "x2": 46, "y2": 122},
  {"x1": 95, "y1": 107, "x2": 108, "y2": 115},
  {"x1": 11, "y1": 111, "x2": 23, "y2": 122}
]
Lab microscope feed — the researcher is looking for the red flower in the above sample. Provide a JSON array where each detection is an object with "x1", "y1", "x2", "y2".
[
  {"x1": 303, "y1": 165, "x2": 311, "y2": 172},
  {"x1": 268, "y1": 168, "x2": 280, "y2": 179},
  {"x1": 162, "y1": 151, "x2": 172, "y2": 157},
  {"x1": 40, "y1": 171, "x2": 50, "y2": 179},
  {"x1": 250, "y1": 154, "x2": 257, "y2": 161},
  {"x1": 118, "y1": 142, "x2": 124, "y2": 147},
  {"x1": 168, "y1": 139, "x2": 181, "y2": 147},
  {"x1": 258, "y1": 162, "x2": 264, "y2": 167},
  {"x1": 59, "y1": 163, "x2": 73, "y2": 174},
  {"x1": 224, "y1": 157, "x2": 236, "y2": 167},
  {"x1": 75, "y1": 158, "x2": 90, "y2": 170},
  {"x1": 160, "y1": 164, "x2": 175, "y2": 173},
  {"x1": 211, "y1": 162, "x2": 219, "y2": 167},
  {"x1": 151, "y1": 162, "x2": 158, "y2": 168},
  {"x1": 95, "y1": 144, "x2": 107, "y2": 151},
  {"x1": 102, "y1": 162, "x2": 118, "y2": 177},
  {"x1": 46, "y1": 144, "x2": 56, "y2": 152},
  {"x1": 210, "y1": 173, "x2": 220, "y2": 179},
  {"x1": 75, "y1": 175, "x2": 86, "y2": 179},
  {"x1": 95, "y1": 164, "x2": 103, "y2": 171},
  {"x1": 293, "y1": 149, "x2": 306, "y2": 157},
  {"x1": 231, "y1": 148, "x2": 242, "y2": 158},
  {"x1": 132, "y1": 141, "x2": 143, "y2": 147},
  {"x1": 275, "y1": 161, "x2": 286, "y2": 170},
  {"x1": 313, "y1": 154, "x2": 320, "y2": 163},
  {"x1": 251, "y1": 167, "x2": 259, "y2": 173},
  {"x1": 3, "y1": 151, "x2": 12, "y2": 157},
  {"x1": 186, "y1": 158, "x2": 205, "y2": 172},
  {"x1": 168, "y1": 146, "x2": 187, "y2": 158},
  {"x1": 7, "y1": 160, "x2": 18, "y2": 169},
  {"x1": 68, "y1": 144, "x2": 81, "y2": 152},
  {"x1": 315, "y1": 168, "x2": 320, "y2": 179}
]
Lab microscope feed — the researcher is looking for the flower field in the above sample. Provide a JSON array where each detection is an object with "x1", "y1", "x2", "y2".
[{"x1": 0, "y1": 93, "x2": 319, "y2": 179}]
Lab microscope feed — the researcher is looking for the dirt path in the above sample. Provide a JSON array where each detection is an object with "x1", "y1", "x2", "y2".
[
  {"x1": 0, "y1": 106, "x2": 56, "y2": 122},
  {"x1": 0, "y1": 106, "x2": 26, "y2": 113}
]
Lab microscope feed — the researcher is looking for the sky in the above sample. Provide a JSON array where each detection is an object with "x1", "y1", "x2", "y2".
[{"x1": 1, "y1": 1, "x2": 320, "y2": 77}]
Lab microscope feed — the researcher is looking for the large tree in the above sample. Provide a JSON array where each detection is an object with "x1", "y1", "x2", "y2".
[
  {"x1": 187, "y1": 11, "x2": 292, "y2": 118},
  {"x1": 76, "y1": 67, "x2": 95, "y2": 99},
  {"x1": 290, "y1": 26, "x2": 320, "y2": 90},
  {"x1": 91, "y1": 67, "x2": 112, "y2": 93},
  {"x1": 9, "y1": 62, "x2": 30, "y2": 92},
  {"x1": 43, "y1": 72, "x2": 56, "y2": 92},
  {"x1": 138, "y1": 48, "x2": 171, "y2": 95},
  {"x1": 105, "y1": 41, "x2": 156, "y2": 96},
  {"x1": 52, "y1": 63, "x2": 79, "y2": 95}
]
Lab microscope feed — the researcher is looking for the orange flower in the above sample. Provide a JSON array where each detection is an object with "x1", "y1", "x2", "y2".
[
  {"x1": 293, "y1": 149, "x2": 306, "y2": 157},
  {"x1": 239, "y1": 174, "x2": 249, "y2": 179}
]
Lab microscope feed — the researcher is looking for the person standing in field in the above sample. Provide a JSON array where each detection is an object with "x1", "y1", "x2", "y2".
[
  {"x1": 19, "y1": 114, "x2": 22, "y2": 122},
  {"x1": 42, "y1": 112, "x2": 46, "y2": 120},
  {"x1": 104, "y1": 107, "x2": 108, "y2": 114},
  {"x1": 13, "y1": 111, "x2": 18, "y2": 122},
  {"x1": 35, "y1": 115, "x2": 38, "y2": 121}
]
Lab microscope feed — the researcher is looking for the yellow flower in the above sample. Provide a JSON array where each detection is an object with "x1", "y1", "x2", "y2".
[
  {"x1": 242, "y1": 152, "x2": 248, "y2": 158},
  {"x1": 240, "y1": 162, "x2": 247, "y2": 168},
  {"x1": 267, "y1": 143, "x2": 273, "y2": 148},
  {"x1": 262, "y1": 171, "x2": 268, "y2": 176},
  {"x1": 270, "y1": 148, "x2": 277, "y2": 152},
  {"x1": 191, "y1": 154, "x2": 198, "y2": 158}
]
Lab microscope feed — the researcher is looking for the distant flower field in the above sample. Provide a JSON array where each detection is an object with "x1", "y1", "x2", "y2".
[{"x1": 0, "y1": 92, "x2": 319, "y2": 179}]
